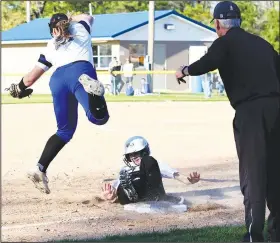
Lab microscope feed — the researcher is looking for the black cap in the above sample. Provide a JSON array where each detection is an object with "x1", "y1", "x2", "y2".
[
  {"x1": 210, "y1": 1, "x2": 241, "y2": 23},
  {"x1": 48, "y1": 13, "x2": 68, "y2": 35}
]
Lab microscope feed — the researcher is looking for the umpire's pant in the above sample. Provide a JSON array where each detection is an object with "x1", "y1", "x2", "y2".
[{"x1": 233, "y1": 97, "x2": 280, "y2": 242}]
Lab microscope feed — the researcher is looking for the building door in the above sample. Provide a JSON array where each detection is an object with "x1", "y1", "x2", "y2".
[
  {"x1": 153, "y1": 44, "x2": 166, "y2": 91},
  {"x1": 189, "y1": 45, "x2": 208, "y2": 91}
]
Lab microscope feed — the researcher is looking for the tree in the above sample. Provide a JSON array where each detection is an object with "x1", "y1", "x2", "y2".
[
  {"x1": 41, "y1": 1, "x2": 90, "y2": 17},
  {"x1": 1, "y1": 1, "x2": 26, "y2": 31},
  {"x1": 260, "y1": 8, "x2": 280, "y2": 52},
  {"x1": 183, "y1": 2, "x2": 212, "y2": 26},
  {"x1": 30, "y1": 1, "x2": 46, "y2": 19},
  {"x1": 234, "y1": 1, "x2": 262, "y2": 35},
  {"x1": 103, "y1": 1, "x2": 148, "y2": 13},
  {"x1": 235, "y1": 1, "x2": 279, "y2": 52}
]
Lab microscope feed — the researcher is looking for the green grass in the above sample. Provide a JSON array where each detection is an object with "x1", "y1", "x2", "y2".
[
  {"x1": 57, "y1": 221, "x2": 273, "y2": 242},
  {"x1": 1, "y1": 93, "x2": 228, "y2": 104},
  {"x1": 57, "y1": 225, "x2": 247, "y2": 242}
]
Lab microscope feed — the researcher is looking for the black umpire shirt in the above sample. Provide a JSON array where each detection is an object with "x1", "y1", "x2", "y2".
[{"x1": 188, "y1": 27, "x2": 280, "y2": 109}]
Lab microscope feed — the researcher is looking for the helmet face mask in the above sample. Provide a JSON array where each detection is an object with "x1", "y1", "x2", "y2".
[
  {"x1": 123, "y1": 136, "x2": 150, "y2": 168},
  {"x1": 128, "y1": 152, "x2": 142, "y2": 165}
]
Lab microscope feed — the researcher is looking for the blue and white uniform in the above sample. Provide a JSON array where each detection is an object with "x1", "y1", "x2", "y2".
[{"x1": 37, "y1": 20, "x2": 109, "y2": 143}]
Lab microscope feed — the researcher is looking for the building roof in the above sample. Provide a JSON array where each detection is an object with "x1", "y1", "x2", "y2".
[{"x1": 2, "y1": 10, "x2": 215, "y2": 42}]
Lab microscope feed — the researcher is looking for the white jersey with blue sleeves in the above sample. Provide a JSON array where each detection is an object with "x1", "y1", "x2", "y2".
[{"x1": 36, "y1": 20, "x2": 94, "y2": 72}]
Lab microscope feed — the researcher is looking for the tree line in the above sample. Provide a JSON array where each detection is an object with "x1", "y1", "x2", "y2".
[{"x1": 1, "y1": 1, "x2": 279, "y2": 52}]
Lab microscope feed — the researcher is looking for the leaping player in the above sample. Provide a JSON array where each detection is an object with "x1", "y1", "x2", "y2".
[{"x1": 5, "y1": 13, "x2": 109, "y2": 194}]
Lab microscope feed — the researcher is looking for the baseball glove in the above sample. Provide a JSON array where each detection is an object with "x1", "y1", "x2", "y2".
[{"x1": 5, "y1": 83, "x2": 33, "y2": 99}]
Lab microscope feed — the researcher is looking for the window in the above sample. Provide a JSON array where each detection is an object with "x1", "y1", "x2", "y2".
[
  {"x1": 92, "y1": 44, "x2": 112, "y2": 69},
  {"x1": 129, "y1": 44, "x2": 146, "y2": 68}
]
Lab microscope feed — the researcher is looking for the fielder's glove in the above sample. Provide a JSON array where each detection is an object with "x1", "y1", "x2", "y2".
[
  {"x1": 176, "y1": 65, "x2": 189, "y2": 85},
  {"x1": 5, "y1": 79, "x2": 33, "y2": 99}
]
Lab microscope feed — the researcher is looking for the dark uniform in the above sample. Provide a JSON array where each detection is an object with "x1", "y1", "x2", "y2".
[
  {"x1": 117, "y1": 155, "x2": 181, "y2": 205},
  {"x1": 183, "y1": 1, "x2": 280, "y2": 242}
]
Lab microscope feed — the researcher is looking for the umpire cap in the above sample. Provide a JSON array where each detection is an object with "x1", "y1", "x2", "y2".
[
  {"x1": 48, "y1": 13, "x2": 68, "y2": 35},
  {"x1": 210, "y1": 1, "x2": 241, "y2": 23}
]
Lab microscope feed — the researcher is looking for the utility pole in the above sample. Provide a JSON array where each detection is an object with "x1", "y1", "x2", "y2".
[
  {"x1": 89, "y1": 2, "x2": 93, "y2": 15},
  {"x1": 148, "y1": 1, "x2": 155, "y2": 92},
  {"x1": 26, "y1": 1, "x2": 31, "y2": 22}
]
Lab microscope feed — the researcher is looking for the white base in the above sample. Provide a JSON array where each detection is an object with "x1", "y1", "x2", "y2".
[{"x1": 124, "y1": 201, "x2": 188, "y2": 214}]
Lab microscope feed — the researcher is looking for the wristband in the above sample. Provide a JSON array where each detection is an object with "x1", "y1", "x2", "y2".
[
  {"x1": 182, "y1": 66, "x2": 189, "y2": 76},
  {"x1": 18, "y1": 78, "x2": 28, "y2": 91}
]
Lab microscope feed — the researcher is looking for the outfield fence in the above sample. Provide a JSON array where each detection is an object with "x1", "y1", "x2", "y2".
[{"x1": 2, "y1": 70, "x2": 223, "y2": 96}]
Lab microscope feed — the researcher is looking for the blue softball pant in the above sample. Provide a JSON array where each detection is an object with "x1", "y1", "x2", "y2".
[{"x1": 49, "y1": 61, "x2": 109, "y2": 143}]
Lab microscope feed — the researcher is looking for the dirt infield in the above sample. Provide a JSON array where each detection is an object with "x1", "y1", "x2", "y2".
[{"x1": 2, "y1": 102, "x2": 246, "y2": 242}]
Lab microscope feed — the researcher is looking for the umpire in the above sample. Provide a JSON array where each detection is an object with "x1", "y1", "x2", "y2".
[{"x1": 175, "y1": 1, "x2": 280, "y2": 242}]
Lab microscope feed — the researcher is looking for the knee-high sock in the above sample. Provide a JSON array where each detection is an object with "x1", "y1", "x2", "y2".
[{"x1": 37, "y1": 134, "x2": 66, "y2": 173}]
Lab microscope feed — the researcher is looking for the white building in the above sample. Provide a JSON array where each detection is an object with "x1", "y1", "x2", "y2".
[{"x1": 2, "y1": 10, "x2": 217, "y2": 94}]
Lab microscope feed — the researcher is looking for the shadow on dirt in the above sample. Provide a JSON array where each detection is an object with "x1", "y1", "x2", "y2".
[
  {"x1": 170, "y1": 185, "x2": 240, "y2": 206},
  {"x1": 200, "y1": 178, "x2": 239, "y2": 183}
]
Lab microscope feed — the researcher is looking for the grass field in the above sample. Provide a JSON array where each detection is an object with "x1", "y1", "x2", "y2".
[
  {"x1": 1, "y1": 93, "x2": 228, "y2": 104},
  {"x1": 61, "y1": 223, "x2": 272, "y2": 242},
  {"x1": 63, "y1": 225, "x2": 247, "y2": 242}
]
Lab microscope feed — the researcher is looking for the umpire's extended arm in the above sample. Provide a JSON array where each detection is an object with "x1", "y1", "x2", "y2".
[
  {"x1": 185, "y1": 38, "x2": 227, "y2": 76},
  {"x1": 176, "y1": 25, "x2": 279, "y2": 109}
]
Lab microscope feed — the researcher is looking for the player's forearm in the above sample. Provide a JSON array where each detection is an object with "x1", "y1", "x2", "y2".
[
  {"x1": 71, "y1": 14, "x2": 94, "y2": 25},
  {"x1": 23, "y1": 73, "x2": 38, "y2": 87},
  {"x1": 22, "y1": 66, "x2": 46, "y2": 87}
]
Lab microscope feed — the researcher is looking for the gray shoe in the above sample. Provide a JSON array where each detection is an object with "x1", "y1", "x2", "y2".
[
  {"x1": 79, "y1": 74, "x2": 105, "y2": 96},
  {"x1": 27, "y1": 168, "x2": 50, "y2": 194}
]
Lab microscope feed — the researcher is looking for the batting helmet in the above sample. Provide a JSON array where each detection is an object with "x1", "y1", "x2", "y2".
[
  {"x1": 48, "y1": 13, "x2": 68, "y2": 36},
  {"x1": 123, "y1": 136, "x2": 150, "y2": 167}
]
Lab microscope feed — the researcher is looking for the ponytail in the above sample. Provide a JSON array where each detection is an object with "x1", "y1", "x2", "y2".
[
  {"x1": 53, "y1": 18, "x2": 73, "y2": 49},
  {"x1": 55, "y1": 18, "x2": 72, "y2": 39}
]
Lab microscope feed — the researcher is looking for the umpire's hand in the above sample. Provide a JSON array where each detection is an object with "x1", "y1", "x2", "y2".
[{"x1": 175, "y1": 65, "x2": 188, "y2": 85}]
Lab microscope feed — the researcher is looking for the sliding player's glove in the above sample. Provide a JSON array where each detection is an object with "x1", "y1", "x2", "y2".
[{"x1": 5, "y1": 80, "x2": 33, "y2": 99}]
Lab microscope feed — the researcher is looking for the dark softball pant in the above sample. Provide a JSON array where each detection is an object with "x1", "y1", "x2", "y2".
[
  {"x1": 49, "y1": 61, "x2": 109, "y2": 143},
  {"x1": 233, "y1": 97, "x2": 280, "y2": 242}
]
